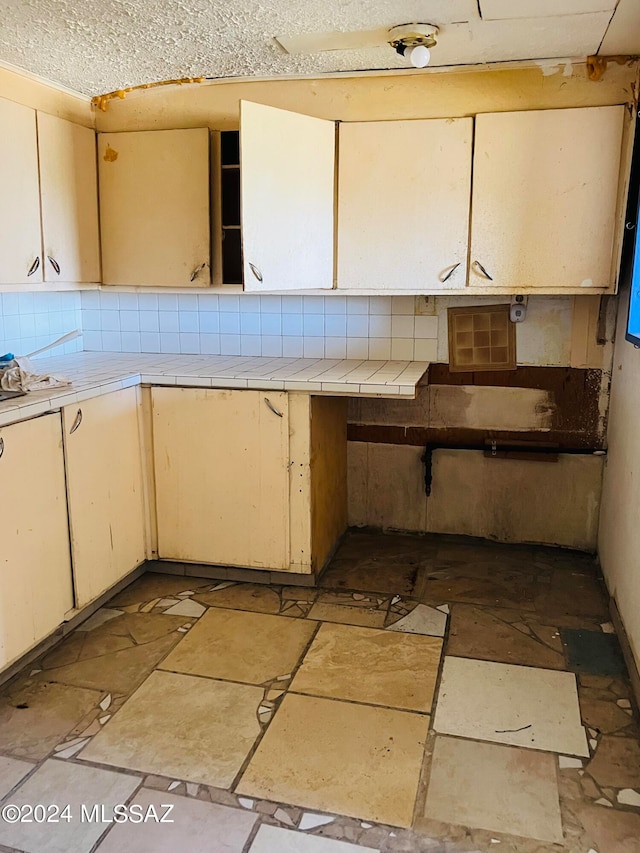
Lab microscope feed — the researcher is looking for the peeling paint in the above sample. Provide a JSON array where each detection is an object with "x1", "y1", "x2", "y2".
[
  {"x1": 429, "y1": 385, "x2": 555, "y2": 432},
  {"x1": 535, "y1": 60, "x2": 562, "y2": 77}
]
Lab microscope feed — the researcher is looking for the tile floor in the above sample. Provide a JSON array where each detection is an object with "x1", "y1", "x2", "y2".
[{"x1": 0, "y1": 530, "x2": 639, "y2": 852}]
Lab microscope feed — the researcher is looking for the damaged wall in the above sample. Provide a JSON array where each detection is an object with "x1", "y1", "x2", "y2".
[
  {"x1": 598, "y1": 290, "x2": 640, "y2": 666},
  {"x1": 349, "y1": 294, "x2": 616, "y2": 550}
]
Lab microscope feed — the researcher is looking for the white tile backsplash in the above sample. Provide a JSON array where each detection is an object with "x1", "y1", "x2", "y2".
[
  {"x1": 0, "y1": 292, "x2": 83, "y2": 359},
  {"x1": 0, "y1": 290, "x2": 580, "y2": 366},
  {"x1": 75, "y1": 293, "x2": 438, "y2": 360}
]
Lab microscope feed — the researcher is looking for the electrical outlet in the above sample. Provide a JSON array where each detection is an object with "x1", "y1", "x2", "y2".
[{"x1": 415, "y1": 295, "x2": 436, "y2": 315}]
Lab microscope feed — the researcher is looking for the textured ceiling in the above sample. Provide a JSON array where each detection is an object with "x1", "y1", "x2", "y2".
[{"x1": 0, "y1": 0, "x2": 637, "y2": 97}]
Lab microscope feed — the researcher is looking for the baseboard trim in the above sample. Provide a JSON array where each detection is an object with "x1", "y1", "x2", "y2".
[
  {"x1": 145, "y1": 560, "x2": 317, "y2": 587},
  {"x1": 0, "y1": 564, "x2": 146, "y2": 688},
  {"x1": 610, "y1": 595, "x2": 640, "y2": 712}
]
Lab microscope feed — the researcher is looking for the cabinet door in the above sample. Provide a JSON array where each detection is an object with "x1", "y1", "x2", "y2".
[
  {"x1": 38, "y1": 113, "x2": 101, "y2": 283},
  {"x1": 63, "y1": 388, "x2": 147, "y2": 607},
  {"x1": 240, "y1": 100, "x2": 335, "y2": 291},
  {"x1": 469, "y1": 106, "x2": 625, "y2": 290},
  {"x1": 0, "y1": 98, "x2": 42, "y2": 284},
  {"x1": 0, "y1": 415, "x2": 73, "y2": 669},
  {"x1": 152, "y1": 388, "x2": 290, "y2": 569},
  {"x1": 338, "y1": 118, "x2": 472, "y2": 291},
  {"x1": 98, "y1": 128, "x2": 210, "y2": 287}
]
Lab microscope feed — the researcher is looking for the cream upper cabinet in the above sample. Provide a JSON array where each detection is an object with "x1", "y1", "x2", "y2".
[
  {"x1": 469, "y1": 106, "x2": 625, "y2": 291},
  {"x1": 152, "y1": 387, "x2": 291, "y2": 570},
  {"x1": 63, "y1": 387, "x2": 147, "y2": 608},
  {"x1": 0, "y1": 414, "x2": 73, "y2": 670},
  {"x1": 0, "y1": 98, "x2": 42, "y2": 284},
  {"x1": 98, "y1": 128, "x2": 211, "y2": 287},
  {"x1": 37, "y1": 112, "x2": 101, "y2": 283},
  {"x1": 337, "y1": 118, "x2": 473, "y2": 291},
  {"x1": 240, "y1": 100, "x2": 335, "y2": 291}
]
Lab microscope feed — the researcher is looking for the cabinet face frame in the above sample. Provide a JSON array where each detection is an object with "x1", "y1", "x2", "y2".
[
  {"x1": 98, "y1": 127, "x2": 211, "y2": 287},
  {"x1": 240, "y1": 100, "x2": 336, "y2": 292}
]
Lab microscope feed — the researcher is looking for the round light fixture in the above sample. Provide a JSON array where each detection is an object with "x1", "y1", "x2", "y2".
[{"x1": 388, "y1": 23, "x2": 438, "y2": 69}]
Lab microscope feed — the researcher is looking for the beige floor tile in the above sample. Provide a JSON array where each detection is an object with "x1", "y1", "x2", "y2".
[
  {"x1": 575, "y1": 800, "x2": 640, "y2": 853},
  {"x1": 446, "y1": 604, "x2": 565, "y2": 670},
  {"x1": 320, "y1": 559, "x2": 422, "y2": 596},
  {"x1": 0, "y1": 759, "x2": 140, "y2": 853},
  {"x1": 131, "y1": 613, "x2": 189, "y2": 644},
  {"x1": 249, "y1": 825, "x2": 375, "y2": 852},
  {"x1": 0, "y1": 680, "x2": 102, "y2": 760},
  {"x1": 238, "y1": 693, "x2": 428, "y2": 827},
  {"x1": 586, "y1": 736, "x2": 640, "y2": 788},
  {"x1": 108, "y1": 573, "x2": 210, "y2": 607},
  {"x1": 81, "y1": 671, "x2": 262, "y2": 787},
  {"x1": 433, "y1": 656, "x2": 589, "y2": 756},
  {"x1": 194, "y1": 583, "x2": 282, "y2": 614},
  {"x1": 160, "y1": 608, "x2": 316, "y2": 685},
  {"x1": 291, "y1": 623, "x2": 441, "y2": 712},
  {"x1": 96, "y1": 790, "x2": 257, "y2": 852},
  {"x1": 424, "y1": 736, "x2": 564, "y2": 843},
  {"x1": 306, "y1": 601, "x2": 387, "y2": 628},
  {"x1": 387, "y1": 603, "x2": 448, "y2": 637},
  {"x1": 39, "y1": 633, "x2": 180, "y2": 695},
  {"x1": 0, "y1": 756, "x2": 35, "y2": 800}
]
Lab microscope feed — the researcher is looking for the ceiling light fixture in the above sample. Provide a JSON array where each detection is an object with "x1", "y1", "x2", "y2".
[{"x1": 388, "y1": 23, "x2": 439, "y2": 69}]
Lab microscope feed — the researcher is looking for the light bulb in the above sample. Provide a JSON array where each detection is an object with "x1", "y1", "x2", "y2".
[{"x1": 408, "y1": 44, "x2": 431, "y2": 68}]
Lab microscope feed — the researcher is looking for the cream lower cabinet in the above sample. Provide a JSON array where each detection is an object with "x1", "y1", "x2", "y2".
[
  {"x1": 63, "y1": 387, "x2": 147, "y2": 608},
  {"x1": 152, "y1": 388, "x2": 347, "y2": 574},
  {"x1": 0, "y1": 414, "x2": 74, "y2": 670}
]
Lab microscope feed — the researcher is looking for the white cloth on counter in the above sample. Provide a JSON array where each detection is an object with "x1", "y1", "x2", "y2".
[{"x1": 0, "y1": 357, "x2": 71, "y2": 392}]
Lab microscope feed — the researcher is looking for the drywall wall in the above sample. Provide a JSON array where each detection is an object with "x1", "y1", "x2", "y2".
[
  {"x1": 349, "y1": 443, "x2": 603, "y2": 550},
  {"x1": 598, "y1": 291, "x2": 640, "y2": 665},
  {"x1": 0, "y1": 62, "x2": 93, "y2": 126},
  {"x1": 95, "y1": 62, "x2": 637, "y2": 132},
  {"x1": 348, "y1": 293, "x2": 614, "y2": 550}
]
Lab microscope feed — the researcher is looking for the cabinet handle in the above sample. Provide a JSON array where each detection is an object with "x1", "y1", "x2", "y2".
[
  {"x1": 47, "y1": 256, "x2": 61, "y2": 275},
  {"x1": 264, "y1": 397, "x2": 283, "y2": 418},
  {"x1": 440, "y1": 262, "x2": 461, "y2": 283},
  {"x1": 249, "y1": 263, "x2": 263, "y2": 282},
  {"x1": 189, "y1": 262, "x2": 206, "y2": 282},
  {"x1": 27, "y1": 256, "x2": 40, "y2": 277},
  {"x1": 70, "y1": 408, "x2": 83, "y2": 434},
  {"x1": 0, "y1": 437, "x2": 4, "y2": 459},
  {"x1": 472, "y1": 260, "x2": 494, "y2": 281}
]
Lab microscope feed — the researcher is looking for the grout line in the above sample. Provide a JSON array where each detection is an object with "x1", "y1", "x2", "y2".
[{"x1": 227, "y1": 618, "x2": 323, "y2": 795}]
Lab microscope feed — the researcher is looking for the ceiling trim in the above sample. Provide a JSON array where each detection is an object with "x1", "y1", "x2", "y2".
[{"x1": 0, "y1": 59, "x2": 91, "y2": 102}]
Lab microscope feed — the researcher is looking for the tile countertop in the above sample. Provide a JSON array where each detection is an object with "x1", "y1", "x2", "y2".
[{"x1": 0, "y1": 352, "x2": 429, "y2": 428}]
